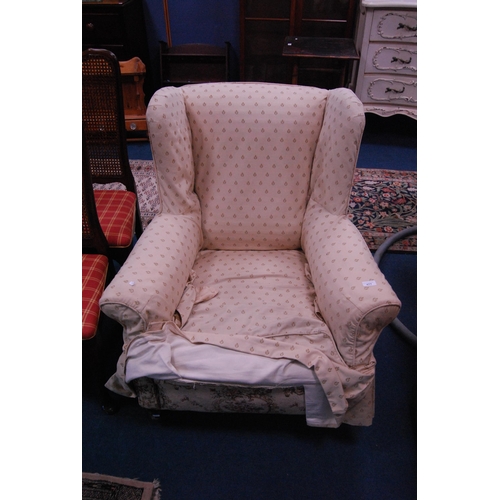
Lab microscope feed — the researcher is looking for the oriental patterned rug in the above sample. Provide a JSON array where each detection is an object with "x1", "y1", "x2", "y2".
[
  {"x1": 125, "y1": 160, "x2": 417, "y2": 252},
  {"x1": 82, "y1": 473, "x2": 161, "y2": 500},
  {"x1": 349, "y1": 168, "x2": 417, "y2": 252}
]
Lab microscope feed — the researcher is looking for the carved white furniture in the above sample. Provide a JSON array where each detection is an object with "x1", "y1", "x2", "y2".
[{"x1": 354, "y1": 0, "x2": 417, "y2": 119}]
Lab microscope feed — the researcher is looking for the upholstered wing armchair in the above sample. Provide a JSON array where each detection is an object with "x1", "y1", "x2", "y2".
[{"x1": 100, "y1": 83, "x2": 400, "y2": 428}]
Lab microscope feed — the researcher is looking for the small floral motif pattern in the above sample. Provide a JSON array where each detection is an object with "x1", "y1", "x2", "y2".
[
  {"x1": 100, "y1": 84, "x2": 403, "y2": 427},
  {"x1": 348, "y1": 168, "x2": 416, "y2": 251}
]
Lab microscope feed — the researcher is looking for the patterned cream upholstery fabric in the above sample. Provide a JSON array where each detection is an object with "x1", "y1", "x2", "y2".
[
  {"x1": 100, "y1": 213, "x2": 202, "y2": 333},
  {"x1": 100, "y1": 82, "x2": 401, "y2": 427},
  {"x1": 182, "y1": 83, "x2": 328, "y2": 250}
]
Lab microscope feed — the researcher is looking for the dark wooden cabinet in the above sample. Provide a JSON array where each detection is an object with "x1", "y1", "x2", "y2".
[
  {"x1": 82, "y1": 0, "x2": 153, "y2": 102},
  {"x1": 240, "y1": 0, "x2": 293, "y2": 84},
  {"x1": 240, "y1": 0, "x2": 358, "y2": 89}
]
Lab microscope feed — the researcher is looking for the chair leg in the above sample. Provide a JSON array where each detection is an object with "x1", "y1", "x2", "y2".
[
  {"x1": 96, "y1": 315, "x2": 122, "y2": 414},
  {"x1": 100, "y1": 384, "x2": 120, "y2": 415},
  {"x1": 83, "y1": 316, "x2": 122, "y2": 414}
]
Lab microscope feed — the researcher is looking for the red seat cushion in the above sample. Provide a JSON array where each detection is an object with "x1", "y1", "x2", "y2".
[
  {"x1": 82, "y1": 253, "x2": 108, "y2": 340},
  {"x1": 94, "y1": 190, "x2": 137, "y2": 247}
]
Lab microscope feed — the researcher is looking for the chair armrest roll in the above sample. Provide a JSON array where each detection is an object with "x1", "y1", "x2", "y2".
[
  {"x1": 100, "y1": 212, "x2": 202, "y2": 337},
  {"x1": 301, "y1": 200, "x2": 401, "y2": 367}
]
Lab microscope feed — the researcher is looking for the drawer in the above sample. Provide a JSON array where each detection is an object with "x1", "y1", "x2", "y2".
[
  {"x1": 124, "y1": 117, "x2": 147, "y2": 132},
  {"x1": 370, "y1": 10, "x2": 417, "y2": 43},
  {"x1": 82, "y1": 13, "x2": 125, "y2": 44},
  {"x1": 365, "y1": 42, "x2": 416, "y2": 76},
  {"x1": 359, "y1": 75, "x2": 416, "y2": 106}
]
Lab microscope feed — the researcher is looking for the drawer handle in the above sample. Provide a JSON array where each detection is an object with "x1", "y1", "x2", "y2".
[
  {"x1": 397, "y1": 23, "x2": 417, "y2": 32},
  {"x1": 85, "y1": 22, "x2": 94, "y2": 31},
  {"x1": 385, "y1": 86, "x2": 405, "y2": 94},
  {"x1": 391, "y1": 56, "x2": 412, "y2": 65}
]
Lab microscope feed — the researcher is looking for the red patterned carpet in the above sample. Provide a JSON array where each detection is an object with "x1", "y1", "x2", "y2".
[{"x1": 106, "y1": 160, "x2": 417, "y2": 252}]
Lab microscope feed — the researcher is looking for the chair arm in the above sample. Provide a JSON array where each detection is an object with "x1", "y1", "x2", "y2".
[
  {"x1": 301, "y1": 200, "x2": 401, "y2": 368},
  {"x1": 100, "y1": 212, "x2": 202, "y2": 338}
]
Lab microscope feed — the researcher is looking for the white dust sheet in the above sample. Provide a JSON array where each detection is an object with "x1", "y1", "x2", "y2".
[{"x1": 125, "y1": 330, "x2": 337, "y2": 427}]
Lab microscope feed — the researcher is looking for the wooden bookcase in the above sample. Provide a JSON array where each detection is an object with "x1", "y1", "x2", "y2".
[
  {"x1": 159, "y1": 42, "x2": 230, "y2": 87},
  {"x1": 240, "y1": 0, "x2": 358, "y2": 89}
]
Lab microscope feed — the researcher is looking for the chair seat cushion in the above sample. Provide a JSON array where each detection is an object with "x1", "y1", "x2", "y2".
[
  {"x1": 82, "y1": 253, "x2": 108, "y2": 340},
  {"x1": 94, "y1": 190, "x2": 136, "y2": 247},
  {"x1": 181, "y1": 249, "x2": 326, "y2": 336},
  {"x1": 166, "y1": 249, "x2": 375, "y2": 426}
]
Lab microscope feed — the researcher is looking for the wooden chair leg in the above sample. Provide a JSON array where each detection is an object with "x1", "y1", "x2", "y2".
[
  {"x1": 97, "y1": 315, "x2": 122, "y2": 414},
  {"x1": 83, "y1": 315, "x2": 122, "y2": 414}
]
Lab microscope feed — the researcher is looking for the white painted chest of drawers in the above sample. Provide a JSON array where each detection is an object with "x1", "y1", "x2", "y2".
[{"x1": 354, "y1": 0, "x2": 417, "y2": 119}]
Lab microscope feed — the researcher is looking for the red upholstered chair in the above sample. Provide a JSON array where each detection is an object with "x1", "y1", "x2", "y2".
[
  {"x1": 82, "y1": 133, "x2": 120, "y2": 413},
  {"x1": 82, "y1": 48, "x2": 143, "y2": 264},
  {"x1": 82, "y1": 254, "x2": 108, "y2": 341},
  {"x1": 82, "y1": 142, "x2": 113, "y2": 340}
]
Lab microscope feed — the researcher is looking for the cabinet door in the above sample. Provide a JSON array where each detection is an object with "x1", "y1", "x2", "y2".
[
  {"x1": 240, "y1": 0, "x2": 357, "y2": 84},
  {"x1": 240, "y1": 0, "x2": 294, "y2": 83},
  {"x1": 244, "y1": 0, "x2": 291, "y2": 19},
  {"x1": 299, "y1": 0, "x2": 354, "y2": 38}
]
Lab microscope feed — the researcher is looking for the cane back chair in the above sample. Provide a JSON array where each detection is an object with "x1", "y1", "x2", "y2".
[{"x1": 82, "y1": 48, "x2": 143, "y2": 264}]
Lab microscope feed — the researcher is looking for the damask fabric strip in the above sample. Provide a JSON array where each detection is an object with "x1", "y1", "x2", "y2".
[{"x1": 133, "y1": 379, "x2": 308, "y2": 416}]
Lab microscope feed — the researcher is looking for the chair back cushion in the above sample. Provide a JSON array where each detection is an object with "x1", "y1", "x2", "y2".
[{"x1": 182, "y1": 83, "x2": 328, "y2": 250}]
